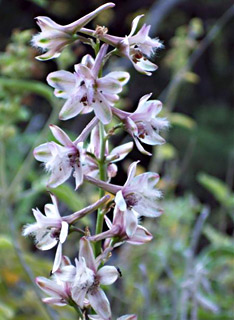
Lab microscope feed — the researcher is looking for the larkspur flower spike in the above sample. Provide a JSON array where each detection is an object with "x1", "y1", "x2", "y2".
[{"x1": 28, "y1": 3, "x2": 168, "y2": 318}]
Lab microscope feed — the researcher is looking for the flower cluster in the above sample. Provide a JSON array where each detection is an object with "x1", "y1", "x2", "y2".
[{"x1": 24, "y1": 3, "x2": 168, "y2": 319}]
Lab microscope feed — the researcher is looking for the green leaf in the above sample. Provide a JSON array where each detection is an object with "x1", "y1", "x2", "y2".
[
  {"x1": 157, "y1": 143, "x2": 177, "y2": 160},
  {"x1": 197, "y1": 172, "x2": 234, "y2": 211},
  {"x1": 0, "y1": 302, "x2": 14, "y2": 319},
  {"x1": 169, "y1": 113, "x2": 197, "y2": 129},
  {"x1": 203, "y1": 225, "x2": 234, "y2": 247}
]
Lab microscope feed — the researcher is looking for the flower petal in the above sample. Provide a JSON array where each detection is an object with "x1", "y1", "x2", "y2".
[
  {"x1": 59, "y1": 96, "x2": 84, "y2": 120},
  {"x1": 47, "y1": 161, "x2": 73, "y2": 188},
  {"x1": 42, "y1": 297, "x2": 67, "y2": 306},
  {"x1": 124, "y1": 161, "x2": 138, "y2": 187},
  {"x1": 129, "y1": 15, "x2": 144, "y2": 37},
  {"x1": 79, "y1": 237, "x2": 96, "y2": 272},
  {"x1": 87, "y1": 288, "x2": 111, "y2": 320},
  {"x1": 35, "y1": 276, "x2": 65, "y2": 297},
  {"x1": 115, "y1": 191, "x2": 127, "y2": 211},
  {"x1": 97, "y1": 77, "x2": 122, "y2": 94},
  {"x1": 98, "y1": 266, "x2": 119, "y2": 285},
  {"x1": 125, "y1": 209, "x2": 138, "y2": 237},
  {"x1": 33, "y1": 143, "x2": 53, "y2": 162},
  {"x1": 59, "y1": 221, "x2": 69, "y2": 243},
  {"x1": 93, "y1": 93, "x2": 112, "y2": 124},
  {"x1": 127, "y1": 225, "x2": 153, "y2": 245},
  {"x1": 49, "y1": 125, "x2": 73, "y2": 147},
  {"x1": 107, "y1": 142, "x2": 133, "y2": 163},
  {"x1": 52, "y1": 242, "x2": 62, "y2": 273},
  {"x1": 71, "y1": 287, "x2": 87, "y2": 309},
  {"x1": 104, "y1": 71, "x2": 130, "y2": 86},
  {"x1": 74, "y1": 163, "x2": 84, "y2": 190},
  {"x1": 47, "y1": 71, "x2": 75, "y2": 95}
]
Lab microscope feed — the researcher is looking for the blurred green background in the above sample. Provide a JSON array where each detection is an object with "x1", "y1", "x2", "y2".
[{"x1": 0, "y1": 0, "x2": 233, "y2": 319}]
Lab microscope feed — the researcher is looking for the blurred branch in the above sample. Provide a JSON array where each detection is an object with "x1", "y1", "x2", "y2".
[
  {"x1": 180, "y1": 207, "x2": 210, "y2": 320},
  {"x1": 160, "y1": 4, "x2": 234, "y2": 110},
  {"x1": 145, "y1": 0, "x2": 186, "y2": 33}
]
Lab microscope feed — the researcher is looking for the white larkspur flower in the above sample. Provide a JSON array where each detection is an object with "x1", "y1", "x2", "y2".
[
  {"x1": 22, "y1": 193, "x2": 68, "y2": 273},
  {"x1": 23, "y1": 193, "x2": 110, "y2": 273},
  {"x1": 47, "y1": 44, "x2": 130, "y2": 124},
  {"x1": 112, "y1": 93, "x2": 169, "y2": 155},
  {"x1": 32, "y1": 2, "x2": 115, "y2": 60},
  {"x1": 85, "y1": 161, "x2": 162, "y2": 238},
  {"x1": 81, "y1": 15, "x2": 163, "y2": 75},
  {"x1": 84, "y1": 125, "x2": 133, "y2": 180},
  {"x1": 34, "y1": 123, "x2": 94, "y2": 189},
  {"x1": 60, "y1": 237, "x2": 119, "y2": 320}
]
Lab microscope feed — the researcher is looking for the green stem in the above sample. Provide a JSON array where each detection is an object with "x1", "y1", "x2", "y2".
[
  {"x1": 94, "y1": 122, "x2": 107, "y2": 256},
  {"x1": 69, "y1": 299, "x2": 84, "y2": 319}
]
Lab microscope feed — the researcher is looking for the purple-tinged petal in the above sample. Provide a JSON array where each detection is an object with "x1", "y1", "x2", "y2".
[
  {"x1": 59, "y1": 221, "x2": 69, "y2": 243},
  {"x1": 127, "y1": 225, "x2": 153, "y2": 245},
  {"x1": 107, "y1": 163, "x2": 118, "y2": 178},
  {"x1": 35, "y1": 16, "x2": 64, "y2": 31},
  {"x1": 33, "y1": 143, "x2": 53, "y2": 162},
  {"x1": 79, "y1": 237, "x2": 96, "y2": 272},
  {"x1": 134, "y1": 136, "x2": 152, "y2": 156},
  {"x1": 44, "y1": 203, "x2": 60, "y2": 219},
  {"x1": 74, "y1": 163, "x2": 84, "y2": 190},
  {"x1": 35, "y1": 276, "x2": 65, "y2": 297},
  {"x1": 36, "y1": 233, "x2": 58, "y2": 251},
  {"x1": 124, "y1": 161, "x2": 138, "y2": 187},
  {"x1": 132, "y1": 57, "x2": 158, "y2": 76},
  {"x1": 93, "y1": 93, "x2": 112, "y2": 124},
  {"x1": 115, "y1": 191, "x2": 127, "y2": 211},
  {"x1": 47, "y1": 161, "x2": 73, "y2": 189},
  {"x1": 87, "y1": 288, "x2": 111, "y2": 320},
  {"x1": 47, "y1": 71, "x2": 75, "y2": 96},
  {"x1": 49, "y1": 193, "x2": 61, "y2": 217},
  {"x1": 81, "y1": 54, "x2": 95, "y2": 68},
  {"x1": 92, "y1": 43, "x2": 108, "y2": 78},
  {"x1": 57, "y1": 265, "x2": 76, "y2": 282},
  {"x1": 75, "y1": 64, "x2": 93, "y2": 80},
  {"x1": 64, "y1": 3, "x2": 115, "y2": 33},
  {"x1": 97, "y1": 77, "x2": 122, "y2": 94},
  {"x1": 125, "y1": 209, "x2": 138, "y2": 238},
  {"x1": 59, "y1": 96, "x2": 84, "y2": 121},
  {"x1": 52, "y1": 242, "x2": 63, "y2": 273},
  {"x1": 129, "y1": 15, "x2": 144, "y2": 37},
  {"x1": 104, "y1": 71, "x2": 130, "y2": 86},
  {"x1": 49, "y1": 125, "x2": 73, "y2": 147},
  {"x1": 42, "y1": 297, "x2": 67, "y2": 306},
  {"x1": 107, "y1": 142, "x2": 133, "y2": 163},
  {"x1": 35, "y1": 49, "x2": 61, "y2": 61},
  {"x1": 71, "y1": 287, "x2": 87, "y2": 308},
  {"x1": 98, "y1": 266, "x2": 119, "y2": 285}
]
